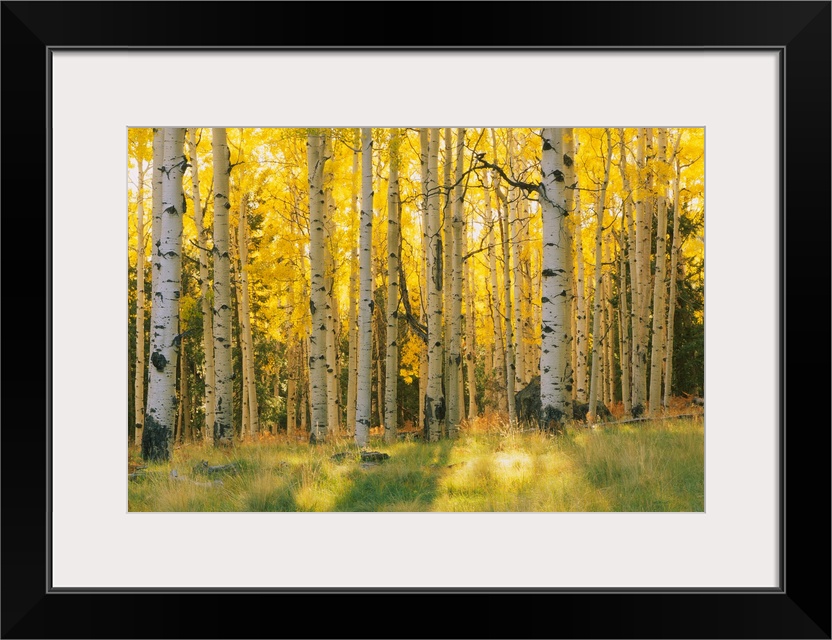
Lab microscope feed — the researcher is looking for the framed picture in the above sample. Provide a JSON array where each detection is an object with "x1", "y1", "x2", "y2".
[{"x1": 3, "y1": 2, "x2": 828, "y2": 638}]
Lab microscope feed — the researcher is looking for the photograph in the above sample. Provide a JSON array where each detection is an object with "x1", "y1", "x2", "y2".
[{"x1": 128, "y1": 126, "x2": 705, "y2": 513}]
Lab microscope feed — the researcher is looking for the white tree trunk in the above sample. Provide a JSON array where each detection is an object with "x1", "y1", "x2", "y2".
[
  {"x1": 346, "y1": 144, "x2": 360, "y2": 435},
  {"x1": 495, "y1": 182, "x2": 517, "y2": 426},
  {"x1": 424, "y1": 128, "x2": 445, "y2": 441},
  {"x1": 133, "y1": 159, "x2": 146, "y2": 446},
  {"x1": 211, "y1": 128, "x2": 234, "y2": 446},
  {"x1": 323, "y1": 136, "x2": 340, "y2": 437},
  {"x1": 384, "y1": 129, "x2": 401, "y2": 444},
  {"x1": 238, "y1": 194, "x2": 259, "y2": 437},
  {"x1": 286, "y1": 336, "x2": 298, "y2": 437},
  {"x1": 464, "y1": 207, "x2": 477, "y2": 420},
  {"x1": 355, "y1": 128, "x2": 374, "y2": 447},
  {"x1": 665, "y1": 152, "x2": 683, "y2": 408},
  {"x1": 307, "y1": 131, "x2": 328, "y2": 442},
  {"x1": 631, "y1": 128, "x2": 651, "y2": 413},
  {"x1": 587, "y1": 130, "x2": 613, "y2": 421},
  {"x1": 187, "y1": 129, "x2": 216, "y2": 442},
  {"x1": 649, "y1": 128, "x2": 669, "y2": 416},
  {"x1": 447, "y1": 128, "x2": 465, "y2": 436},
  {"x1": 560, "y1": 128, "x2": 576, "y2": 405},
  {"x1": 617, "y1": 229, "x2": 632, "y2": 416},
  {"x1": 484, "y1": 168, "x2": 506, "y2": 411},
  {"x1": 574, "y1": 195, "x2": 588, "y2": 404},
  {"x1": 143, "y1": 127, "x2": 186, "y2": 461},
  {"x1": 538, "y1": 128, "x2": 572, "y2": 429}
]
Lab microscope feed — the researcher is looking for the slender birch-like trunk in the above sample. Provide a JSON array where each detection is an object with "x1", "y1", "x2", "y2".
[
  {"x1": 665, "y1": 151, "x2": 683, "y2": 407},
  {"x1": 133, "y1": 159, "x2": 147, "y2": 446},
  {"x1": 494, "y1": 180, "x2": 517, "y2": 425},
  {"x1": 508, "y1": 134, "x2": 526, "y2": 389},
  {"x1": 418, "y1": 128, "x2": 429, "y2": 432},
  {"x1": 323, "y1": 136, "x2": 339, "y2": 436},
  {"x1": 574, "y1": 194, "x2": 588, "y2": 404},
  {"x1": 560, "y1": 128, "x2": 576, "y2": 405},
  {"x1": 238, "y1": 194, "x2": 259, "y2": 437},
  {"x1": 307, "y1": 131, "x2": 328, "y2": 442},
  {"x1": 617, "y1": 228, "x2": 632, "y2": 416},
  {"x1": 649, "y1": 128, "x2": 669, "y2": 415},
  {"x1": 384, "y1": 129, "x2": 401, "y2": 443},
  {"x1": 604, "y1": 242, "x2": 615, "y2": 406},
  {"x1": 587, "y1": 130, "x2": 612, "y2": 421},
  {"x1": 446, "y1": 128, "x2": 465, "y2": 436},
  {"x1": 618, "y1": 130, "x2": 639, "y2": 416},
  {"x1": 424, "y1": 128, "x2": 445, "y2": 441},
  {"x1": 464, "y1": 207, "x2": 477, "y2": 420},
  {"x1": 187, "y1": 129, "x2": 216, "y2": 442},
  {"x1": 140, "y1": 129, "x2": 164, "y2": 449},
  {"x1": 538, "y1": 128, "x2": 572, "y2": 430},
  {"x1": 232, "y1": 229, "x2": 248, "y2": 440},
  {"x1": 211, "y1": 128, "x2": 234, "y2": 446},
  {"x1": 630, "y1": 129, "x2": 650, "y2": 413},
  {"x1": 355, "y1": 128, "x2": 374, "y2": 447},
  {"x1": 143, "y1": 128, "x2": 186, "y2": 461},
  {"x1": 286, "y1": 336, "x2": 298, "y2": 437},
  {"x1": 442, "y1": 128, "x2": 454, "y2": 435},
  {"x1": 346, "y1": 144, "x2": 360, "y2": 432},
  {"x1": 485, "y1": 172, "x2": 506, "y2": 410},
  {"x1": 177, "y1": 337, "x2": 190, "y2": 442}
]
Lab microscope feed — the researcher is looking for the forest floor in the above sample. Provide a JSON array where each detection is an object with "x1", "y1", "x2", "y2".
[{"x1": 128, "y1": 412, "x2": 704, "y2": 512}]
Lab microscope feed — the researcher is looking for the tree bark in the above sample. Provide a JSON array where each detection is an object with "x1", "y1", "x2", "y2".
[
  {"x1": 424, "y1": 128, "x2": 445, "y2": 441},
  {"x1": 237, "y1": 193, "x2": 259, "y2": 437},
  {"x1": 143, "y1": 127, "x2": 186, "y2": 461},
  {"x1": 587, "y1": 129, "x2": 613, "y2": 422},
  {"x1": 649, "y1": 128, "x2": 669, "y2": 416},
  {"x1": 187, "y1": 129, "x2": 216, "y2": 442},
  {"x1": 133, "y1": 158, "x2": 147, "y2": 446},
  {"x1": 211, "y1": 128, "x2": 234, "y2": 447},
  {"x1": 447, "y1": 128, "x2": 465, "y2": 437},
  {"x1": 665, "y1": 150, "x2": 683, "y2": 407},
  {"x1": 574, "y1": 192, "x2": 588, "y2": 404},
  {"x1": 307, "y1": 131, "x2": 328, "y2": 441},
  {"x1": 384, "y1": 129, "x2": 401, "y2": 444},
  {"x1": 538, "y1": 128, "x2": 572, "y2": 430},
  {"x1": 346, "y1": 143, "x2": 360, "y2": 435},
  {"x1": 355, "y1": 128, "x2": 374, "y2": 447},
  {"x1": 323, "y1": 136, "x2": 340, "y2": 437}
]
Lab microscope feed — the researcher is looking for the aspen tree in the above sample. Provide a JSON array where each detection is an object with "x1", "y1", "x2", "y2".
[
  {"x1": 346, "y1": 143, "x2": 359, "y2": 432},
  {"x1": 143, "y1": 127, "x2": 186, "y2": 461},
  {"x1": 464, "y1": 200, "x2": 477, "y2": 420},
  {"x1": 665, "y1": 147, "x2": 683, "y2": 407},
  {"x1": 384, "y1": 129, "x2": 401, "y2": 443},
  {"x1": 307, "y1": 130, "x2": 328, "y2": 442},
  {"x1": 424, "y1": 128, "x2": 445, "y2": 441},
  {"x1": 649, "y1": 128, "x2": 669, "y2": 415},
  {"x1": 355, "y1": 128, "x2": 374, "y2": 447},
  {"x1": 133, "y1": 157, "x2": 147, "y2": 446},
  {"x1": 587, "y1": 129, "x2": 612, "y2": 422},
  {"x1": 323, "y1": 136, "x2": 339, "y2": 436},
  {"x1": 211, "y1": 128, "x2": 234, "y2": 447},
  {"x1": 574, "y1": 192, "x2": 588, "y2": 404},
  {"x1": 507, "y1": 131, "x2": 526, "y2": 389},
  {"x1": 538, "y1": 128, "x2": 572, "y2": 430},
  {"x1": 447, "y1": 127, "x2": 465, "y2": 436},
  {"x1": 187, "y1": 129, "x2": 216, "y2": 441},
  {"x1": 238, "y1": 194, "x2": 259, "y2": 437}
]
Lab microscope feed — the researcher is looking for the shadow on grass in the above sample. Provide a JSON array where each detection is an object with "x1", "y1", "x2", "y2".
[{"x1": 330, "y1": 439, "x2": 455, "y2": 512}]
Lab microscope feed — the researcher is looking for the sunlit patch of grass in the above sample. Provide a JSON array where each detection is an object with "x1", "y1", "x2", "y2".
[{"x1": 129, "y1": 417, "x2": 703, "y2": 512}]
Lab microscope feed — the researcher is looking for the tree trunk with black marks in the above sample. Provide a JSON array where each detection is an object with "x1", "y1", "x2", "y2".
[
  {"x1": 587, "y1": 129, "x2": 613, "y2": 422},
  {"x1": 464, "y1": 200, "x2": 477, "y2": 420},
  {"x1": 384, "y1": 129, "x2": 401, "y2": 444},
  {"x1": 133, "y1": 158, "x2": 147, "y2": 446},
  {"x1": 323, "y1": 136, "x2": 340, "y2": 437},
  {"x1": 424, "y1": 128, "x2": 445, "y2": 441},
  {"x1": 355, "y1": 128, "x2": 374, "y2": 447},
  {"x1": 307, "y1": 131, "x2": 328, "y2": 442},
  {"x1": 210, "y1": 128, "x2": 234, "y2": 447},
  {"x1": 237, "y1": 193, "x2": 259, "y2": 437},
  {"x1": 649, "y1": 128, "x2": 669, "y2": 416},
  {"x1": 187, "y1": 129, "x2": 216, "y2": 442},
  {"x1": 346, "y1": 143, "x2": 360, "y2": 435},
  {"x1": 665, "y1": 150, "x2": 683, "y2": 408},
  {"x1": 538, "y1": 128, "x2": 572, "y2": 431},
  {"x1": 446, "y1": 128, "x2": 465, "y2": 437},
  {"x1": 143, "y1": 127, "x2": 186, "y2": 461},
  {"x1": 574, "y1": 194, "x2": 588, "y2": 404}
]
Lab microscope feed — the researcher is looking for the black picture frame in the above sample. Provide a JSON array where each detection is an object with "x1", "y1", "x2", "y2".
[{"x1": 2, "y1": 2, "x2": 829, "y2": 638}]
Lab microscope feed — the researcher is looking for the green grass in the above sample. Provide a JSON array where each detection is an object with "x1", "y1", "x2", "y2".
[{"x1": 128, "y1": 419, "x2": 704, "y2": 512}]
